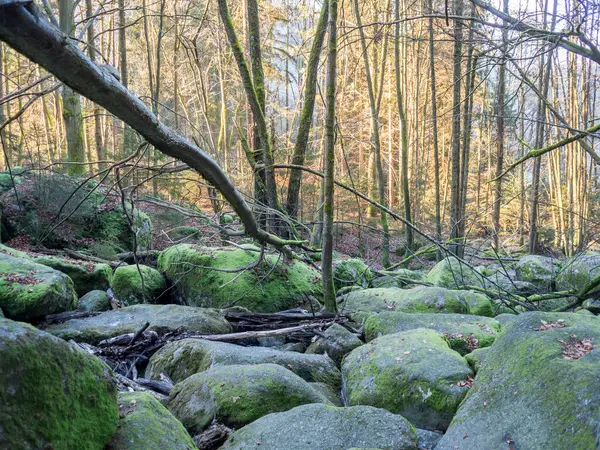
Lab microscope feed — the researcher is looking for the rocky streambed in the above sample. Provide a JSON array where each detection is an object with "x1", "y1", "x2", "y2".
[{"x1": 2, "y1": 248, "x2": 600, "y2": 449}]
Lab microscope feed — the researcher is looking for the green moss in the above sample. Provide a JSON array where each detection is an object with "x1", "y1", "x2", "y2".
[
  {"x1": 111, "y1": 265, "x2": 166, "y2": 305},
  {"x1": 464, "y1": 347, "x2": 490, "y2": 373},
  {"x1": 0, "y1": 253, "x2": 77, "y2": 321},
  {"x1": 106, "y1": 392, "x2": 195, "y2": 450},
  {"x1": 168, "y1": 364, "x2": 331, "y2": 434},
  {"x1": 427, "y1": 256, "x2": 485, "y2": 289},
  {"x1": 158, "y1": 244, "x2": 322, "y2": 312},
  {"x1": 306, "y1": 323, "x2": 364, "y2": 365},
  {"x1": 34, "y1": 256, "x2": 111, "y2": 297},
  {"x1": 77, "y1": 290, "x2": 110, "y2": 312},
  {"x1": 341, "y1": 286, "x2": 493, "y2": 323},
  {"x1": 0, "y1": 243, "x2": 29, "y2": 258},
  {"x1": 0, "y1": 319, "x2": 118, "y2": 449},
  {"x1": 556, "y1": 254, "x2": 600, "y2": 294},
  {"x1": 0, "y1": 172, "x2": 152, "y2": 255},
  {"x1": 437, "y1": 312, "x2": 600, "y2": 449},
  {"x1": 333, "y1": 258, "x2": 373, "y2": 290},
  {"x1": 220, "y1": 404, "x2": 417, "y2": 450},
  {"x1": 342, "y1": 328, "x2": 473, "y2": 430},
  {"x1": 364, "y1": 312, "x2": 500, "y2": 355},
  {"x1": 146, "y1": 338, "x2": 341, "y2": 389}
]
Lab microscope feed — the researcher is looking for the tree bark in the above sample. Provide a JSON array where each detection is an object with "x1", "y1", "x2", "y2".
[
  {"x1": 491, "y1": 0, "x2": 508, "y2": 249},
  {"x1": 428, "y1": 0, "x2": 442, "y2": 251},
  {"x1": 395, "y1": 0, "x2": 413, "y2": 255},
  {"x1": 85, "y1": 0, "x2": 104, "y2": 169},
  {"x1": 285, "y1": 0, "x2": 328, "y2": 221},
  {"x1": 449, "y1": 0, "x2": 464, "y2": 256},
  {"x1": 321, "y1": 0, "x2": 338, "y2": 312},
  {"x1": 354, "y1": 0, "x2": 390, "y2": 267},
  {"x1": 59, "y1": 0, "x2": 85, "y2": 175}
]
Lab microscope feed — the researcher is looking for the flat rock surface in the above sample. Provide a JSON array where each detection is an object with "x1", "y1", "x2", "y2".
[{"x1": 44, "y1": 304, "x2": 231, "y2": 344}]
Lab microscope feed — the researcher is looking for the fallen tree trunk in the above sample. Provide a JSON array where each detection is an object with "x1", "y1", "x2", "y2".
[{"x1": 0, "y1": 0, "x2": 299, "y2": 252}]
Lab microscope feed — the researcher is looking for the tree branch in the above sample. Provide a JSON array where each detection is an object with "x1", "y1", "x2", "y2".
[{"x1": 0, "y1": 0, "x2": 301, "y2": 252}]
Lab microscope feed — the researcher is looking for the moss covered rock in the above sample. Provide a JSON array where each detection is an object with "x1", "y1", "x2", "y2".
[
  {"x1": 556, "y1": 253, "x2": 600, "y2": 294},
  {"x1": 306, "y1": 323, "x2": 363, "y2": 365},
  {"x1": 0, "y1": 252, "x2": 77, "y2": 321},
  {"x1": 168, "y1": 364, "x2": 331, "y2": 434},
  {"x1": 146, "y1": 338, "x2": 340, "y2": 389},
  {"x1": 341, "y1": 286, "x2": 493, "y2": 322},
  {"x1": 515, "y1": 255, "x2": 558, "y2": 290},
  {"x1": 44, "y1": 304, "x2": 231, "y2": 344},
  {"x1": 106, "y1": 392, "x2": 195, "y2": 450},
  {"x1": 364, "y1": 312, "x2": 500, "y2": 355},
  {"x1": 464, "y1": 346, "x2": 490, "y2": 373},
  {"x1": 158, "y1": 244, "x2": 322, "y2": 312},
  {"x1": 333, "y1": 258, "x2": 373, "y2": 290},
  {"x1": 427, "y1": 256, "x2": 486, "y2": 289},
  {"x1": 111, "y1": 265, "x2": 166, "y2": 305},
  {"x1": 0, "y1": 318, "x2": 118, "y2": 449},
  {"x1": 220, "y1": 404, "x2": 418, "y2": 450},
  {"x1": 34, "y1": 256, "x2": 112, "y2": 297},
  {"x1": 77, "y1": 289, "x2": 111, "y2": 312},
  {"x1": 0, "y1": 171, "x2": 152, "y2": 255},
  {"x1": 371, "y1": 275, "x2": 402, "y2": 288},
  {"x1": 436, "y1": 312, "x2": 600, "y2": 450},
  {"x1": 342, "y1": 328, "x2": 473, "y2": 430}
]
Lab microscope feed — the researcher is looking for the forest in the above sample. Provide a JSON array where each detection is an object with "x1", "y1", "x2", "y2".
[{"x1": 0, "y1": 0, "x2": 600, "y2": 449}]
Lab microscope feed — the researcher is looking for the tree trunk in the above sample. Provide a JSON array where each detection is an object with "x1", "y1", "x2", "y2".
[
  {"x1": 86, "y1": 0, "x2": 104, "y2": 169},
  {"x1": 428, "y1": 0, "x2": 441, "y2": 251},
  {"x1": 449, "y1": 0, "x2": 464, "y2": 256},
  {"x1": 528, "y1": 0, "x2": 557, "y2": 254},
  {"x1": 354, "y1": 0, "x2": 390, "y2": 267},
  {"x1": 491, "y1": 0, "x2": 508, "y2": 249},
  {"x1": 321, "y1": 0, "x2": 338, "y2": 312},
  {"x1": 285, "y1": 0, "x2": 328, "y2": 221},
  {"x1": 395, "y1": 0, "x2": 413, "y2": 254},
  {"x1": 59, "y1": 0, "x2": 85, "y2": 175},
  {"x1": 118, "y1": 0, "x2": 134, "y2": 161}
]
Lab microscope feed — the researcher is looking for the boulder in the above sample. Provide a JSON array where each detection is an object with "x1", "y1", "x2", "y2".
[
  {"x1": 219, "y1": 404, "x2": 418, "y2": 450},
  {"x1": 364, "y1": 312, "x2": 500, "y2": 355},
  {"x1": 556, "y1": 253, "x2": 600, "y2": 294},
  {"x1": 34, "y1": 256, "x2": 111, "y2": 297},
  {"x1": 0, "y1": 171, "x2": 152, "y2": 256},
  {"x1": 158, "y1": 244, "x2": 322, "y2": 312},
  {"x1": 306, "y1": 323, "x2": 364, "y2": 365},
  {"x1": 464, "y1": 347, "x2": 490, "y2": 374},
  {"x1": 106, "y1": 392, "x2": 195, "y2": 450},
  {"x1": 168, "y1": 364, "x2": 332, "y2": 434},
  {"x1": 427, "y1": 256, "x2": 485, "y2": 289},
  {"x1": 342, "y1": 328, "x2": 473, "y2": 430},
  {"x1": 333, "y1": 258, "x2": 373, "y2": 290},
  {"x1": 77, "y1": 289, "x2": 111, "y2": 312},
  {"x1": 515, "y1": 255, "x2": 558, "y2": 290},
  {"x1": 0, "y1": 318, "x2": 118, "y2": 449},
  {"x1": 146, "y1": 338, "x2": 340, "y2": 389},
  {"x1": 341, "y1": 286, "x2": 493, "y2": 322},
  {"x1": 371, "y1": 275, "x2": 402, "y2": 288},
  {"x1": 0, "y1": 252, "x2": 77, "y2": 321},
  {"x1": 44, "y1": 304, "x2": 231, "y2": 344},
  {"x1": 309, "y1": 382, "x2": 342, "y2": 406},
  {"x1": 416, "y1": 429, "x2": 444, "y2": 450},
  {"x1": 111, "y1": 265, "x2": 167, "y2": 305},
  {"x1": 436, "y1": 312, "x2": 600, "y2": 450}
]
